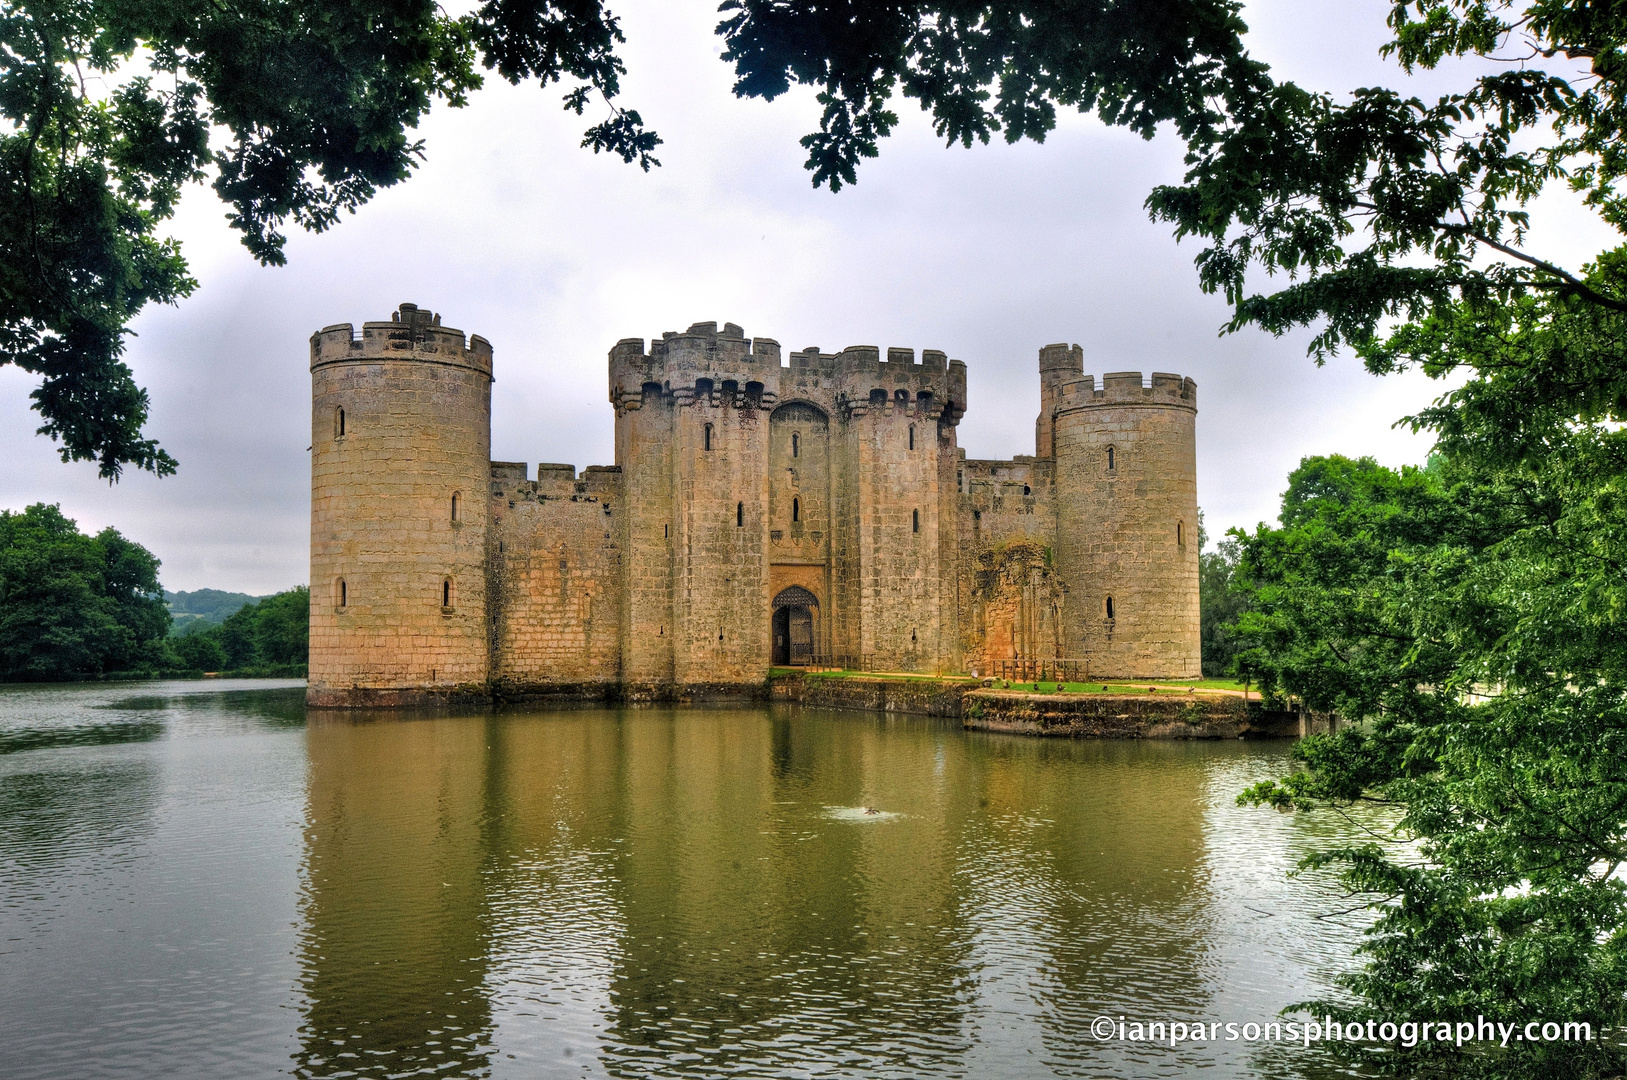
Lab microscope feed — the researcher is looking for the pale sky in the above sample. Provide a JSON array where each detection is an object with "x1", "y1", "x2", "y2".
[{"x1": 0, "y1": 0, "x2": 1610, "y2": 594}]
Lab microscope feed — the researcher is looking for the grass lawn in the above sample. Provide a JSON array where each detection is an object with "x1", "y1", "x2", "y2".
[
  {"x1": 769, "y1": 669, "x2": 1251, "y2": 696},
  {"x1": 768, "y1": 668, "x2": 979, "y2": 682}
]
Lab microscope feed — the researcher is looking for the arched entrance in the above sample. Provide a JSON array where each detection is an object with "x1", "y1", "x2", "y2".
[{"x1": 771, "y1": 586, "x2": 819, "y2": 665}]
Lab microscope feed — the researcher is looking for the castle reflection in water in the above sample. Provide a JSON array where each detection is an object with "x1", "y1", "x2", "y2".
[{"x1": 292, "y1": 707, "x2": 1237, "y2": 1080}]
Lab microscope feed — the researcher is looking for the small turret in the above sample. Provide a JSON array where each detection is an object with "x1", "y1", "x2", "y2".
[{"x1": 1036, "y1": 342, "x2": 1083, "y2": 458}]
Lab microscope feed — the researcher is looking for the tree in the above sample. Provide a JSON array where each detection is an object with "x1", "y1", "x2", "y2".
[
  {"x1": 736, "y1": 4, "x2": 1627, "y2": 1074},
  {"x1": 180, "y1": 585, "x2": 309, "y2": 670},
  {"x1": 0, "y1": 502, "x2": 171, "y2": 679},
  {"x1": 1197, "y1": 513, "x2": 1248, "y2": 678},
  {"x1": 7, "y1": 0, "x2": 1298, "y2": 477},
  {"x1": 723, "y1": 4, "x2": 1627, "y2": 1072},
  {"x1": 170, "y1": 628, "x2": 227, "y2": 672},
  {"x1": 4, "y1": 0, "x2": 658, "y2": 478},
  {"x1": 1232, "y1": 406, "x2": 1627, "y2": 1075}
]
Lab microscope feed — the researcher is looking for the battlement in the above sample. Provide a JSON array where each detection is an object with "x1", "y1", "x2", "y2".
[
  {"x1": 822, "y1": 344, "x2": 967, "y2": 424},
  {"x1": 310, "y1": 302, "x2": 492, "y2": 374},
  {"x1": 1054, "y1": 371, "x2": 1197, "y2": 412},
  {"x1": 1038, "y1": 342, "x2": 1084, "y2": 375},
  {"x1": 609, "y1": 320, "x2": 782, "y2": 411},
  {"x1": 609, "y1": 321, "x2": 967, "y2": 423}
]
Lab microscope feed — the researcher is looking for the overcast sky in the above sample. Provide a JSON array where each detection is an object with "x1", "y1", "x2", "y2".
[{"x1": 0, "y1": 0, "x2": 1611, "y2": 594}]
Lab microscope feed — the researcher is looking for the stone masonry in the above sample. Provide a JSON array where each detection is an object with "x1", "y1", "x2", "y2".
[{"x1": 306, "y1": 305, "x2": 1200, "y2": 705}]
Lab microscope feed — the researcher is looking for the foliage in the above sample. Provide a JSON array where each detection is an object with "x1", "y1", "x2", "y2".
[
  {"x1": 1233, "y1": 392, "x2": 1627, "y2": 1075},
  {"x1": 1197, "y1": 513, "x2": 1249, "y2": 678},
  {"x1": 0, "y1": 502, "x2": 171, "y2": 680},
  {"x1": 179, "y1": 586, "x2": 309, "y2": 670},
  {"x1": 166, "y1": 587, "x2": 262, "y2": 630},
  {"x1": 717, "y1": 0, "x2": 1265, "y2": 191},
  {"x1": 17, "y1": 0, "x2": 1627, "y2": 484},
  {"x1": 3, "y1": 0, "x2": 657, "y2": 478}
]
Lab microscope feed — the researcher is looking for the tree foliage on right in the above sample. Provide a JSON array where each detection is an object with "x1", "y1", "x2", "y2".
[{"x1": 719, "y1": 1, "x2": 1627, "y2": 1075}]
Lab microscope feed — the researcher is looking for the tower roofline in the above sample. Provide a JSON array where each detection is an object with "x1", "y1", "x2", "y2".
[
  {"x1": 1053, "y1": 371, "x2": 1197, "y2": 413},
  {"x1": 310, "y1": 302, "x2": 492, "y2": 375}
]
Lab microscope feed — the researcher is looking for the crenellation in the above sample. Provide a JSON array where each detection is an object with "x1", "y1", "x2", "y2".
[{"x1": 310, "y1": 307, "x2": 1200, "y2": 705}]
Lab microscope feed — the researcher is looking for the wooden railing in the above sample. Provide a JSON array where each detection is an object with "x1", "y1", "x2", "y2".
[{"x1": 988, "y1": 658, "x2": 1090, "y2": 684}]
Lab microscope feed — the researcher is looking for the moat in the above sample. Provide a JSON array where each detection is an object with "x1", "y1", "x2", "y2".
[{"x1": 0, "y1": 680, "x2": 1369, "y2": 1079}]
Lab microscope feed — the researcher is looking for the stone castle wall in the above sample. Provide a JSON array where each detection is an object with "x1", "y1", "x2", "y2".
[
  {"x1": 1053, "y1": 372, "x2": 1201, "y2": 678},
  {"x1": 307, "y1": 308, "x2": 1201, "y2": 704},
  {"x1": 486, "y1": 463, "x2": 622, "y2": 692},
  {"x1": 308, "y1": 305, "x2": 492, "y2": 706}
]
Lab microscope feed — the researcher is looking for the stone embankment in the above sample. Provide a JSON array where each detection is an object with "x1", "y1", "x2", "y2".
[{"x1": 768, "y1": 674, "x2": 1305, "y2": 739}]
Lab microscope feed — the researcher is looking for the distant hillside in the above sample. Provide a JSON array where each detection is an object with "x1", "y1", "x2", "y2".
[{"x1": 166, "y1": 589, "x2": 266, "y2": 633}]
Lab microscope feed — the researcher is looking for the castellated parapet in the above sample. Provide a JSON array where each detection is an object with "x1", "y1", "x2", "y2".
[{"x1": 308, "y1": 306, "x2": 1199, "y2": 705}]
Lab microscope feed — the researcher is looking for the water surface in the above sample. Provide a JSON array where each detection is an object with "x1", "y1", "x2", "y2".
[{"x1": 0, "y1": 680, "x2": 1372, "y2": 1079}]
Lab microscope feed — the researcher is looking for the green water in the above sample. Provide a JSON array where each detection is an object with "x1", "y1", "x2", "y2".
[{"x1": 0, "y1": 680, "x2": 1372, "y2": 1079}]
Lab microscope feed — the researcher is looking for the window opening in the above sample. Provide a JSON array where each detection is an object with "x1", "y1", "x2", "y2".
[
  {"x1": 792, "y1": 497, "x2": 800, "y2": 522},
  {"x1": 912, "y1": 508, "x2": 920, "y2": 533},
  {"x1": 1177, "y1": 520, "x2": 1184, "y2": 545},
  {"x1": 451, "y1": 492, "x2": 460, "y2": 522},
  {"x1": 443, "y1": 579, "x2": 453, "y2": 609},
  {"x1": 792, "y1": 432, "x2": 799, "y2": 458},
  {"x1": 737, "y1": 502, "x2": 744, "y2": 526},
  {"x1": 1106, "y1": 446, "x2": 1116, "y2": 471},
  {"x1": 335, "y1": 407, "x2": 346, "y2": 438},
  {"x1": 1106, "y1": 596, "x2": 1115, "y2": 620},
  {"x1": 909, "y1": 425, "x2": 915, "y2": 450},
  {"x1": 1023, "y1": 484, "x2": 1031, "y2": 496},
  {"x1": 336, "y1": 579, "x2": 347, "y2": 609},
  {"x1": 704, "y1": 423, "x2": 714, "y2": 451}
]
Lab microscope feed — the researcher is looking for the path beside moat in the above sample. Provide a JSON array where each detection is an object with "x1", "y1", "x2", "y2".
[{"x1": 767, "y1": 671, "x2": 1310, "y2": 739}]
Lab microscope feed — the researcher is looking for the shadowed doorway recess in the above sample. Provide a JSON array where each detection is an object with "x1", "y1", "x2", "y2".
[{"x1": 771, "y1": 586, "x2": 818, "y2": 665}]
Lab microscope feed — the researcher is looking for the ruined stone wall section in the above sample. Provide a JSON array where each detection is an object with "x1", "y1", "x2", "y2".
[
  {"x1": 488, "y1": 464, "x2": 622, "y2": 689},
  {"x1": 308, "y1": 304, "x2": 492, "y2": 705},
  {"x1": 1053, "y1": 372, "x2": 1200, "y2": 678},
  {"x1": 956, "y1": 456, "x2": 1059, "y2": 670}
]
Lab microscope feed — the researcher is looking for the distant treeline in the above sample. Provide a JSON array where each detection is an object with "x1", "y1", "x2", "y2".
[
  {"x1": 0, "y1": 503, "x2": 307, "y2": 681},
  {"x1": 168, "y1": 589, "x2": 308, "y2": 674},
  {"x1": 166, "y1": 587, "x2": 264, "y2": 628}
]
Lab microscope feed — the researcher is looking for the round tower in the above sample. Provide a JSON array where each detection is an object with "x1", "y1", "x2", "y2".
[
  {"x1": 1052, "y1": 370, "x2": 1199, "y2": 679},
  {"x1": 308, "y1": 303, "x2": 493, "y2": 706}
]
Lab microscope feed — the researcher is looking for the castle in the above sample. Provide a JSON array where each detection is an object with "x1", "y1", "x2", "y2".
[{"x1": 307, "y1": 304, "x2": 1199, "y2": 706}]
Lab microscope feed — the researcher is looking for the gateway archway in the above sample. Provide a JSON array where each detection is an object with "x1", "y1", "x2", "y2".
[{"x1": 771, "y1": 586, "x2": 819, "y2": 666}]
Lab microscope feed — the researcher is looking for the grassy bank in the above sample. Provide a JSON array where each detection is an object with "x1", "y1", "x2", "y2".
[{"x1": 769, "y1": 669, "x2": 1249, "y2": 696}]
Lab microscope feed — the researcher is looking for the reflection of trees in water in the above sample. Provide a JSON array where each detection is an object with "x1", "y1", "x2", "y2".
[
  {"x1": 294, "y1": 715, "x2": 497, "y2": 1079},
  {"x1": 88, "y1": 684, "x2": 307, "y2": 734}
]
